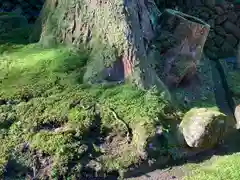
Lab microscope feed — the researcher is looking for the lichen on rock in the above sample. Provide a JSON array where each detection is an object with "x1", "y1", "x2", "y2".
[{"x1": 179, "y1": 107, "x2": 228, "y2": 149}]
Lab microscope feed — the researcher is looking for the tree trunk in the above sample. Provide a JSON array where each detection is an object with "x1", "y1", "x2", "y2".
[{"x1": 32, "y1": 0, "x2": 209, "y2": 100}]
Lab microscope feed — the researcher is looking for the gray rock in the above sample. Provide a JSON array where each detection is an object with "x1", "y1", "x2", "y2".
[
  {"x1": 234, "y1": 105, "x2": 240, "y2": 129},
  {"x1": 214, "y1": 35, "x2": 225, "y2": 47},
  {"x1": 178, "y1": 108, "x2": 227, "y2": 149},
  {"x1": 227, "y1": 12, "x2": 238, "y2": 23},
  {"x1": 207, "y1": 19, "x2": 215, "y2": 28},
  {"x1": 214, "y1": 6, "x2": 225, "y2": 15},
  {"x1": 225, "y1": 34, "x2": 238, "y2": 47},
  {"x1": 215, "y1": 26, "x2": 226, "y2": 36},
  {"x1": 221, "y1": 42, "x2": 235, "y2": 56},
  {"x1": 215, "y1": 15, "x2": 228, "y2": 25},
  {"x1": 223, "y1": 21, "x2": 240, "y2": 39}
]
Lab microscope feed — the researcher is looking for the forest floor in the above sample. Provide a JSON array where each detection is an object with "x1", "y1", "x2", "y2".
[{"x1": 1, "y1": 17, "x2": 240, "y2": 180}]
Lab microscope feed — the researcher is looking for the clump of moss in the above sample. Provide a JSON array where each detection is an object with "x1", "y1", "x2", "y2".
[
  {"x1": 0, "y1": 33, "x2": 178, "y2": 178},
  {"x1": 227, "y1": 71, "x2": 240, "y2": 96},
  {"x1": 184, "y1": 153, "x2": 240, "y2": 180}
]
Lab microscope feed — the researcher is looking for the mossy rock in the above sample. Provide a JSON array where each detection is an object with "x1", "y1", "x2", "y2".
[{"x1": 179, "y1": 108, "x2": 228, "y2": 149}]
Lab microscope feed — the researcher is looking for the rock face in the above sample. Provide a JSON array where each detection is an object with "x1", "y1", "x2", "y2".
[
  {"x1": 179, "y1": 108, "x2": 227, "y2": 149},
  {"x1": 156, "y1": 0, "x2": 240, "y2": 59}
]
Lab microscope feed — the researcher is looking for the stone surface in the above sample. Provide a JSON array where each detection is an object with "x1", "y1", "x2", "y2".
[
  {"x1": 215, "y1": 26, "x2": 226, "y2": 36},
  {"x1": 221, "y1": 42, "x2": 235, "y2": 56},
  {"x1": 214, "y1": 35, "x2": 225, "y2": 47},
  {"x1": 223, "y1": 21, "x2": 240, "y2": 39},
  {"x1": 179, "y1": 108, "x2": 227, "y2": 149},
  {"x1": 225, "y1": 34, "x2": 238, "y2": 47},
  {"x1": 227, "y1": 11, "x2": 238, "y2": 23},
  {"x1": 215, "y1": 6, "x2": 225, "y2": 15},
  {"x1": 216, "y1": 15, "x2": 228, "y2": 25},
  {"x1": 234, "y1": 105, "x2": 240, "y2": 129},
  {"x1": 207, "y1": 19, "x2": 215, "y2": 28}
]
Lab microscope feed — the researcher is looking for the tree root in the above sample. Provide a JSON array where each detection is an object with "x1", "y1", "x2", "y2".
[{"x1": 108, "y1": 107, "x2": 133, "y2": 144}]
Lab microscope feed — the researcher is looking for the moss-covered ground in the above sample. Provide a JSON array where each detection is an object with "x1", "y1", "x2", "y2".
[
  {"x1": 2, "y1": 12, "x2": 240, "y2": 180},
  {"x1": 0, "y1": 21, "x2": 182, "y2": 179}
]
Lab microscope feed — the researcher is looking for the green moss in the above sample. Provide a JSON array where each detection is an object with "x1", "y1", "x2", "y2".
[
  {"x1": 227, "y1": 71, "x2": 240, "y2": 96},
  {"x1": 0, "y1": 31, "x2": 176, "y2": 178},
  {"x1": 184, "y1": 153, "x2": 240, "y2": 180}
]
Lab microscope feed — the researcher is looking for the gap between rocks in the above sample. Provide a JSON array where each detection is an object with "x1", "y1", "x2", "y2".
[{"x1": 209, "y1": 57, "x2": 235, "y2": 116}]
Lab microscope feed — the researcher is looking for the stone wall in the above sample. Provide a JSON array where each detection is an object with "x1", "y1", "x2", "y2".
[
  {"x1": 157, "y1": 0, "x2": 240, "y2": 59},
  {"x1": 0, "y1": 0, "x2": 44, "y2": 23},
  {"x1": 1, "y1": 0, "x2": 240, "y2": 59},
  {"x1": 188, "y1": 2, "x2": 240, "y2": 59}
]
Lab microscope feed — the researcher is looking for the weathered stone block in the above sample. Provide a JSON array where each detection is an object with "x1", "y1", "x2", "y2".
[
  {"x1": 214, "y1": 35, "x2": 225, "y2": 47},
  {"x1": 223, "y1": 21, "x2": 240, "y2": 39},
  {"x1": 226, "y1": 34, "x2": 238, "y2": 47},
  {"x1": 215, "y1": 26, "x2": 226, "y2": 36},
  {"x1": 227, "y1": 11, "x2": 238, "y2": 23},
  {"x1": 216, "y1": 15, "x2": 228, "y2": 25}
]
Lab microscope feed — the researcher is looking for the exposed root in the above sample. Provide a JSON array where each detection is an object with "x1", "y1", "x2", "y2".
[
  {"x1": 80, "y1": 103, "x2": 95, "y2": 110},
  {"x1": 107, "y1": 107, "x2": 133, "y2": 143}
]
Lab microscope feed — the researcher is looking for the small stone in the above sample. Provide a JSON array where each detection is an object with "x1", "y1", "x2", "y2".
[
  {"x1": 223, "y1": 21, "x2": 240, "y2": 39},
  {"x1": 156, "y1": 126, "x2": 163, "y2": 135},
  {"x1": 208, "y1": 45, "x2": 220, "y2": 53},
  {"x1": 208, "y1": 19, "x2": 215, "y2": 28},
  {"x1": 200, "y1": 12, "x2": 210, "y2": 20},
  {"x1": 227, "y1": 12, "x2": 238, "y2": 23},
  {"x1": 216, "y1": 15, "x2": 228, "y2": 25},
  {"x1": 214, "y1": 6, "x2": 225, "y2": 15},
  {"x1": 234, "y1": 105, "x2": 240, "y2": 129},
  {"x1": 205, "y1": 38, "x2": 215, "y2": 47},
  {"x1": 214, "y1": 35, "x2": 225, "y2": 47},
  {"x1": 225, "y1": 34, "x2": 238, "y2": 47},
  {"x1": 215, "y1": 26, "x2": 226, "y2": 36},
  {"x1": 220, "y1": 1, "x2": 234, "y2": 10}
]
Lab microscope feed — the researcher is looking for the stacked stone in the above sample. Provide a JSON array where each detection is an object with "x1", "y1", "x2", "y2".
[
  {"x1": 0, "y1": 0, "x2": 44, "y2": 23},
  {"x1": 186, "y1": 1, "x2": 240, "y2": 59}
]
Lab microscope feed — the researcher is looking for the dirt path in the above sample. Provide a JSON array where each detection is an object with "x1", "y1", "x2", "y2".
[{"x1": 126, "y1": 166, "x2": 186, "y2": 180}]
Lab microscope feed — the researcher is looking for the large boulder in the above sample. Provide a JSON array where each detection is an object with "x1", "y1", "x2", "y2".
[{"x1": 178, "y1": 108, "x2": 227, "y2": 149}]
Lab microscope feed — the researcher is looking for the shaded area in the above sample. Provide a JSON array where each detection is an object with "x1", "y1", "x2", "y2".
[
  {"x1": 125, "y1": 129, "x2": 240, "y2": 179},
  {"x1": 210, "y1": 59, "x2": 234, "y2": 116}
]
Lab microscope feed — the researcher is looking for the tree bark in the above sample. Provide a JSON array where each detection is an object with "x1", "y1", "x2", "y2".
[{"x1": 32, "y1": 0, "x2": 210, "y2": 99}]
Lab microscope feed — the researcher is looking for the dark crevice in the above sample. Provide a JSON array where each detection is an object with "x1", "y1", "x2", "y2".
[{"x1": 213, "y1": 58, "x2": 235, "y2": 115}]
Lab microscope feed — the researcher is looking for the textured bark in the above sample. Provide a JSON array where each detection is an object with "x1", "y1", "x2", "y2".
[
  {"x1": 33, "y1": 0, "x2": 209, "y2": 100},
  {"x1": 157, "y1": 9, "x2": 210, "y2": 88},
  {"x1": 33, "y1": 0, "x2": 171, "y2": 96}
]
